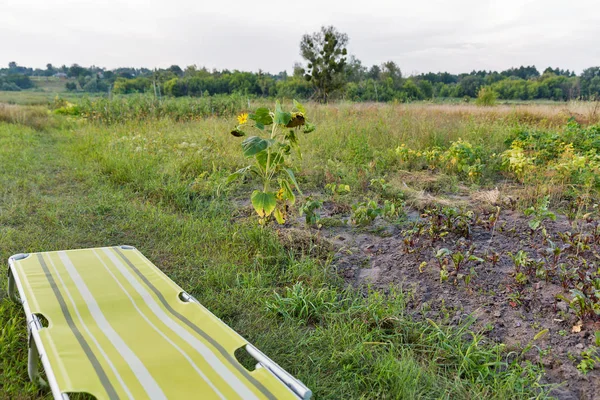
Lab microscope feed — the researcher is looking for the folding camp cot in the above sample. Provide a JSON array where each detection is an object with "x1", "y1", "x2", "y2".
[{"x1": 7, "y1": 246, "x2": 312, "y2": 400}]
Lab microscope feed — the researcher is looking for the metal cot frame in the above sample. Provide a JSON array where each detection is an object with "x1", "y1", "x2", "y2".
[{"x1": 7, "y1": 248, "x2": 312, "y2": 400}]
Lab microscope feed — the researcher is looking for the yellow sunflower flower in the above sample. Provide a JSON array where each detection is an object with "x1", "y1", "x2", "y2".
[{"x1": 237, "y1": 113, "x2": 248, "y2": 125}]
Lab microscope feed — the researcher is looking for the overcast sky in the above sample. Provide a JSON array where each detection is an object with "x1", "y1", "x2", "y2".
[{"x1": 2, "y1": 0, "x2": 599, "y2": 75}]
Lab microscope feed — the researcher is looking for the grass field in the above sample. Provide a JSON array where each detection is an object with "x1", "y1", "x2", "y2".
[
  {"x1": 0, "y1": 78, "x2": 94, "y2": 106},
  {"x1": 2, "y1": 97, "x2": 600, "y2": 398}
]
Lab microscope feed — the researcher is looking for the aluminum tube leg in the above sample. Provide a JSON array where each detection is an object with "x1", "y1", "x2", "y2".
[
  {"x1": 8, "y1": 269, "x2": 19, "y2": 303},
  {"x1": 28, "y1": 328, "x2": 47, "y2": 387}
]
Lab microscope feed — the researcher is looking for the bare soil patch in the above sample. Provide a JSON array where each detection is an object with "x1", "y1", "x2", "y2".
[{"x1": 289, "y1": 199, "x2": 600, "y2": 399}]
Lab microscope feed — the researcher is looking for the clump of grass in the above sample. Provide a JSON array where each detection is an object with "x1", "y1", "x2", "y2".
[
  {"x1": 265, "y1": 282, "x2": 338, "y2": 323},
  {"x1": 263, "y1": 286, "x2": 550, "y2": 398},
  {"x1": 476, "y1": 87, "x2": 498, "y2": 107},
  {"x1": 0, "y1": 104, "x2": 55, "y2": 130}
]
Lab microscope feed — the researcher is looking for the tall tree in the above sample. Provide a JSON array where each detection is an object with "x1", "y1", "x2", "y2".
[
  {"x1": 368, "y1": 65, "x2": 381, "y2": 80},
  {"x1": 167, "y1": 65, "x2": 183, "y2": 76},
  {"x1": 300, "y1": 26, "x2": 348, "y2": 102},
  {"x1": 580, "y1": 67, "x2": 600, "y2": 99},
  {"x1": 345, "y1": 55, "x2": 366, "y2": 83},
  {"x1": 380, "y1": 61, "x2": 402, "y2": 88}
]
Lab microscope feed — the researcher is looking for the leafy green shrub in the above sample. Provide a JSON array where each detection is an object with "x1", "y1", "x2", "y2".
[
  {"x1": 299, "y1": 197, "x2": 323, "y2": 226},
  {"x1": 325, "y1": 183, "x2": 350, "y2": 196},
  {"x1": 53, "y1": 97, "x2": 81, "y2": 116},
  {"x1": 441, "y1": 139, "x2": 486, "y2": 180},
  {"x1": 524, "y1": 195, "x2": 556, "y2": 231},
  {"x1": 501, "y1": 141, "x2": 535, "y2": 182},
  {"x1": 475, "y1": 87, "x2": 497, "y2": 106},
  {"x1": 502, "y1": 121, "x2": 600, "y2": 190},
  {"x1": 577, "y1": 346, "x2": 600, "y2": 374},
  {"x1": 351, "y1": 200, "x2": 381, "y2": 226},
  {"x1": 396, "y1": 139, "x2": 489, "y2": 182}
]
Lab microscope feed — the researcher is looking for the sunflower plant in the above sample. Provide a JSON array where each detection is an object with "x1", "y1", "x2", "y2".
[{"x1": 228, "y1": 100, "x2": 315, "y2": 224}]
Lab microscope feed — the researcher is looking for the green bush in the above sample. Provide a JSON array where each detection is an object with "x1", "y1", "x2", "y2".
[{"x1": 475, "y1": 86, "x2": 497, "y2": 106}]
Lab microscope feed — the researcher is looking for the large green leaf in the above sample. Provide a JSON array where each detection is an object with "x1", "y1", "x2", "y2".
[
  {"x1": 227, "y1": 165, "x2": 251, "y2": 183},
  {"x1": 303, "y1": 122, "x2": 316, "y2": 134},
  {"x1": 251, "y1": 190, "x2": 277, "y2": 217},
  {"x1": 285, "y1": 168, "x2": 302, "y2": 195},
  {"x1": 274, "y1": 100, "x2": 292, "y2": 126},
  {"x1": 242, "y1": 136, "x2": 271, "y2": 157},
  {"x1": 273, "y1": 208, "x2": 285, "y2": 224},
  {"x1": 255, "y1": 150, "x2": 268, "y2": 169},
  {"x1": 293, "y1": 99, "x2": 306, "y2": 114},
  {"x1": 281, "y1": 179, "x2": 296, "y2": 205},
  {"x1": 249, "y1": 107, "x2": 273, "y2": 128}
]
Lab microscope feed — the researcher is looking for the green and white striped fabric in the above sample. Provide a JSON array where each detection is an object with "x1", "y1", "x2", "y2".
[{"x1": 9, "y1": 246, "x2": 306, "y2": 399}]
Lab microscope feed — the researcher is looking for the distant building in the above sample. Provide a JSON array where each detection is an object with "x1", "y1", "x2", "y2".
[{"x1": 54, "y1": 72, "x2": 68, "y2": 79}]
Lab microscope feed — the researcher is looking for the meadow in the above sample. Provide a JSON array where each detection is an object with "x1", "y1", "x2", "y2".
[{"x1": 2, "y1": 94, "x2": 600, "y2": 399}]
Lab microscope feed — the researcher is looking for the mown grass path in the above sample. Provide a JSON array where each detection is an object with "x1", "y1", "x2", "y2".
[{"x1": 0, "y1": 120, "x2": 549, "y2": 399}]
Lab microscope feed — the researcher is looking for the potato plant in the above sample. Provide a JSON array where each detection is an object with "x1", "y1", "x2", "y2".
[{"x1": 228, "y1": 100, "x2": 315, "y2": 224}]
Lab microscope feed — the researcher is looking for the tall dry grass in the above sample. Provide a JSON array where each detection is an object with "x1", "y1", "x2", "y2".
[
  {"x1": 0, "y1": 104, "x2": 54, "y2": 130},
  {"x1": 311, "y1": 101, "x2": 600, "y2": 128}
]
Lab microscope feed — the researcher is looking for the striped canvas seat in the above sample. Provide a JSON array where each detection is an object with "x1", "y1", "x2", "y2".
[{"x1": 7, "y1": 246, "x2": 311, "y2": 400}]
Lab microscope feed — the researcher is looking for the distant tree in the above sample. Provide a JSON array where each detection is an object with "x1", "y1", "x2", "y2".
[
  {"x1": 580, "y1": 67, "x2": 600, "y2": 99},
  {"x1": 164, "y1": 78, "x2": 185, "y2": 96},
  {"x1": 6, "y1": 62, "x2": 29, "y2": 75},
  {"x1": 367, "y1": 65, "x2": 381, "y2": 80},
  {"x1": 485, "y1": 72, "x2": 503, "y2": 85},
  {"x1": 0, "y1": 81, "x2": 21, "y2": 91},
  {"x1": 183, "y1": 65, "x2": 197, "y2": 77},
  {"x1": 82, "y1": 77, "x2": 108, "y2": 92},
  {"x1": 114, "y1": 68, "x2": 137, "y2": 79},
  {"x1": 380, "y1": 61, "x2": 402, "y2": 88},
  {"x1": 292, "y1": 62, "x2": 305, "y2": 79},
  {"x1": 501, "y1": 66, "x2": 539, "y2": 79},
  {"x1": 44, "y1": 63, "x2": 56, "y2": 77},
  {"x1": 167, "y1": 65, "x2": 183, "y2": 76},
  {"x1": 458, "y1": 75, "x2": 484, "y2": 97},
  {"x1": 418, "y1": 80, "x2": 433, "y2": 98},
  {"x1": 403, "y1": 79, "x2": 422, "y2": 100},
  {"x1": 113, "y1": 77, "x2": 152, "y2": 94},
  {"x1": 440, "y1": 72, "x2": 458, "y2": 84},
  {"x1": 103, "y1": 70, "x2": 115, "y2": 81},
  {"x1": 345, "y1": 55, "x2": 366, "y2": 83},
  {"x1": 300, "y1": 25, "x2": 348, "y2": 102},
  {"x1": 65, "y1": 82, "x2": 77, "y2": 91},
  {"x1": 68, "y1": 64, "x2": 87, "y2": 78},
  {"x1": 77, "y1": 75, "x2": 88, "y2": 89},
  {"x1": 5, "y1": 74, "x2": 34, "y2": 89}
]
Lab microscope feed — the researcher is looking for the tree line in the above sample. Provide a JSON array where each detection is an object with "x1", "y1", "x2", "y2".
[{"x1": 1, "y1": 27, "x2": 599, "y2": 102}]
